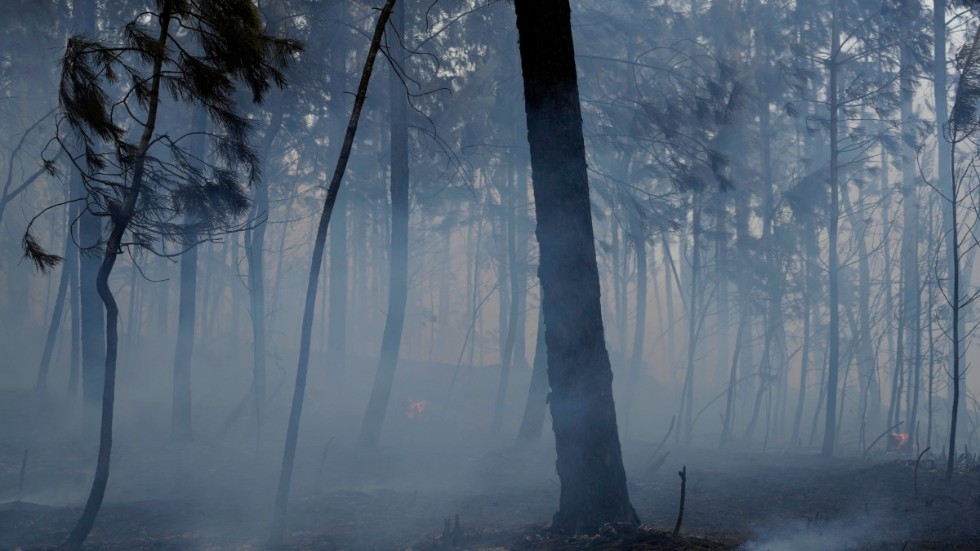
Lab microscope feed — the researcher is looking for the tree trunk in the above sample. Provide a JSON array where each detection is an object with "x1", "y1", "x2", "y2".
[
  {"x1": 821, "y1": 1, "x2": 841, "y2": 457},
  {"x1": 36, "y1": 203, "x2": 75, "y2": 392},
  {"x1": 357, "y1": 0, "x2": 410, "y2": 448},
  {"x1": 622, "y1": 234, "x2": 647, "y2": 434},
  {"x1": 245, "y1": 191, "x2": 268, "y2": 431},
  {"x1": 517, "y1": 310, "x2": 549, "y2": 445},
  {"x1": 269, "y1": 2, "x2": 396, "y2": 543},
  {"x1": 492, "y1": 166, "x2": 520, "y2": 434},
  {"x1": 67, "y1": 194, "x2": 81, "y2": 397},
  {"x1": 513, "y1": 0, "x2": 638, "y2": 533},
  {"x1": 244, "y1": 89, "x2": 284, "y2": 440},
  {"x1": 679, "y1": 194, "x2": 701, "y2": 444},
  {"x1": 63, "y1": 7, "x2": 174, "y2": 548},
  {"x1": 171, "y1": 108, "x2": 207, "y2": 442},
  {"x1": 328, "y1": 0, "x2": 349, "y2": 390}
]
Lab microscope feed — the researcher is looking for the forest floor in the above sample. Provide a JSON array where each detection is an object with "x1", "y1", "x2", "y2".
[{"x1": 1, "y1": 391, "x2": 980, "y2": 550}]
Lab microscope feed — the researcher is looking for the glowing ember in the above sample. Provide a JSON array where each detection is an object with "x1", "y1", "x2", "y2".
[
  {"x1": 406, "y1": 399, "x2": 429, "y2": 419},
  {"x1": 887, "y1": 432, "x2": 909, "y2": 451}
]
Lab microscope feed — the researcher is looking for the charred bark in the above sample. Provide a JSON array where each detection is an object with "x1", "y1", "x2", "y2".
[{"x1": 514, "y1": 0, "x2": 638, "y2": 533}]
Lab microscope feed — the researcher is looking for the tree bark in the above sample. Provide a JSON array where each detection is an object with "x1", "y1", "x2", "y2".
[{"x1": 513, "y1": 0, "x2": 638, "y2": 533}]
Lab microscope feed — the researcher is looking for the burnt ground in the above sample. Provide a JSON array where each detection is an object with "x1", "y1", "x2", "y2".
[{"x1": 1, "y1": 391, "x2": 980, "y2": 551}]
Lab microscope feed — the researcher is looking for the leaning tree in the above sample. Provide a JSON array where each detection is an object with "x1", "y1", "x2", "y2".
[{"x1": 23, "y1": 2, "x2": 299, "y2": 548}]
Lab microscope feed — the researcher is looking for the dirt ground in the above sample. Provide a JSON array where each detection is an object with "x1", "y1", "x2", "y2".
[{"x1": 2, "y1": 391, "x2": 980, "y2": 551}]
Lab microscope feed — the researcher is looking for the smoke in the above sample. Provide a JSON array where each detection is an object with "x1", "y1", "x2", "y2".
[{"x1": 739, "y1": 515, "x2": 885, "y2": 551}]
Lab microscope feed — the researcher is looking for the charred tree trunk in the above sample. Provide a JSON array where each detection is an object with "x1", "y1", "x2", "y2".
[
  {"x1": 357, "y1": 0, "x2": 410, "y2": 449},
  {"x1": 514, "y1": 0, "x2": 638, "y2": 533},
  {"x1": 62, "y1": 7, "x2": 174, "y2": 548}
]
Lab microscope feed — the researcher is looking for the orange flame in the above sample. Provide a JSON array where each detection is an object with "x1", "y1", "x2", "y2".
[
  {"x1": 406, "y1": 399, "x2": 429, "y2": 419},
  {"x1": 888, "y1": 432, "x2": 909, "y2": 451}
]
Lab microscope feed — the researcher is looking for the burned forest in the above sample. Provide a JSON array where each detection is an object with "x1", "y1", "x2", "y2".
[{"x1": 3, "y1": 0, "x2": 980, "y2": 550}]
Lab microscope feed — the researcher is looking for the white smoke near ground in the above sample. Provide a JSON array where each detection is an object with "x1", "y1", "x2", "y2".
[{"x1": 739, "y1": 515, "x2": 886, "y2": 551}]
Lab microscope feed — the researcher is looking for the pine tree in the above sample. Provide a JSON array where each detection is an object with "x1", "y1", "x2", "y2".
[{"x1": 24, "y1": 2, "x2": 299, "y2": 548}]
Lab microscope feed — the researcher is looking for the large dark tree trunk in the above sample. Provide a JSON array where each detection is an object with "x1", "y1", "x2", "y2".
[
  {"x1": 357, "y1": 0, "x2": 410, "y2": 449},
  {"x1": 513, "y1": 0, "x2": 638, "y2": 533},
  {"x1": 269, "y1": 2, "x2": 396, "y2": 543}
]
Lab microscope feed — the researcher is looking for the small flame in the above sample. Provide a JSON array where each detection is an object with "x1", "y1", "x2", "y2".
[
  {"x1": 888, "y1": 432, "x2": 909, "y2": 451},
  {"x1": 406, "y1": 399, "x2": 429, "y2": 419}
]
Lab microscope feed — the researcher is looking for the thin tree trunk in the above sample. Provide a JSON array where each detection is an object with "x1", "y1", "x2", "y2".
[
  {"x1": 492, "y1": 166, "x2": 520, "y2": 433},
  {"x1": 679, "y1": 195, "x2": 701, "y2": 444},
  {"x1": 720, "y1": 309, "x2": 747, "y2": 447},
  {"x1": 822, "y1": 2, "x2": 841, "y2": 457},
  {"x1": 269, "y1": 2, "x2": 396, "y2": 543},
  {"x1": 67, "y1": 197, "x2": 81, "y2": 397},
  {"x1": 36, "y1": 205, "x2": 75, "y2": 392},
  {"x1": 328, "y1": 0, "x2": 349, "y2": 389},
  {"x1": 517, "y1": 310, "x2": 549, "y2": 445},
  {"x1": 792, "y1": 217, "x2": 819, "y2": 446},
  {"x1": 171, "y1": 107, "x2": 207, "y2": 442},
  {"x1": 357, "y1": 1, "x2": 410, "y2": 448},
  {"x1": 62, "y1": 7, "x2": 174, "y2": 548},
  {"x1": 245, "y1": 90, "x2": 284, "y2": 440},
  {"x1": 622, "y1": 234, "x2": 647, "y2": 434}
]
